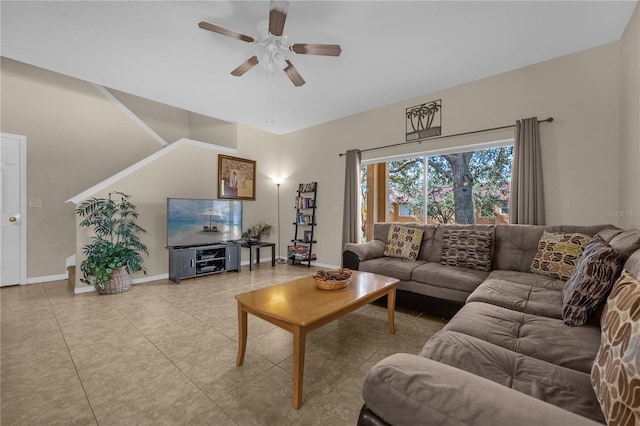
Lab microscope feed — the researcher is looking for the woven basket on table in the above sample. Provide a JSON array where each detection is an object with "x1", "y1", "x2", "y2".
[
  {"x1": 98, "y1": 266, "x2": 132, "y2": 295},
  {"x1": 313, "y1": 269, "x2": 353, "y2": 291}
]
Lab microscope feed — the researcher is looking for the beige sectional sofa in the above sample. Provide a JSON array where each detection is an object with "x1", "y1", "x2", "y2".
[{"x1": 342, "y1": 223, "x2": 640, "y2": 426}]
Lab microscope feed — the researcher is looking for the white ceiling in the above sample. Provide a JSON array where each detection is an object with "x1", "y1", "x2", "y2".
[{"x1": 2, "y1": 1, "x2": 637, "y2": 135}]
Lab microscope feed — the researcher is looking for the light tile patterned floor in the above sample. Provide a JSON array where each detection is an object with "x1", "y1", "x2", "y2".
[{"x1": 0, "y1": 264, "x2": 446, "y2": 425}]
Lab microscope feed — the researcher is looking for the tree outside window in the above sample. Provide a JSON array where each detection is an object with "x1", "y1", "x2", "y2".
[{"x1": 361, "y1": 145, "x2": 513, "y2": 240}]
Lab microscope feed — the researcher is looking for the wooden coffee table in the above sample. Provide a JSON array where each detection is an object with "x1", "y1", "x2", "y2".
[{"x1": 235, "y1": 270, "x2": 398, "y2": 409}]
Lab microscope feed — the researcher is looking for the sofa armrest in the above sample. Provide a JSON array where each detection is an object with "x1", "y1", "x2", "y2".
[
  {"x1": 363, "y1": 353, "x2": 601, "y2": 426},
  {"x1": 344, "y1": 240, "x2": 386, "y2": 262}
]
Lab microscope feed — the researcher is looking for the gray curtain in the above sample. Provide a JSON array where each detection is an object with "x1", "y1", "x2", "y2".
[
  {"x1": 509, "y1": 117, "x2": 545, "y2": 225},
  {"x1": 342, "y1": 149, "x2": 362, "y2": 248}
]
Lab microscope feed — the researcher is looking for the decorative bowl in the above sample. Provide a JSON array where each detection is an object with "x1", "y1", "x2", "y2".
[{"x1": 313, "y1": 269, "x2": 353, "y2": 291}]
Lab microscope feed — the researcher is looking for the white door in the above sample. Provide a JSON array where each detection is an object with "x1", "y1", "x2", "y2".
[{"x1": 0, "y1": 134, "x2": 26, "y2": 286}]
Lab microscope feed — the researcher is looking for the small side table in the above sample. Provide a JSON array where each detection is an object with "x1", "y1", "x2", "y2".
[{"x1": 240, "y1": 242, "x2": 276, "y2": 271}]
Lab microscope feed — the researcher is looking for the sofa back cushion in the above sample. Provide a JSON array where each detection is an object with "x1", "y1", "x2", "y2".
[
  {"x1": 373, "y1": 223, "x2": 436, "y2": 261},
  {"x1": 562, "y1": 236, "x2": 624, "y2": 326},
  {"x1": 624, "y1": 250, "x2": 640, "y2": 277},
  {"x1": 493, "y1": 224, "x2": 614, "y2": 273},
  {"x1": 591, "y1": 269, "x2": 640, "y2": 425},
  {"x1": 609, "y1": 229, "x2": 640, "y2": 260},
  {"x1": 383, "y1": 225, "x2": 424, "y2": 261},
  {"x1": 440, "y1": 228, "x2": 494, "y2": 271}
]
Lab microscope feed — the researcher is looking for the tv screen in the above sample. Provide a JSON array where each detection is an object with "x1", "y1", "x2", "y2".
[{"x1": 167, "y1": 198, "x2": 242, "y2": 248}]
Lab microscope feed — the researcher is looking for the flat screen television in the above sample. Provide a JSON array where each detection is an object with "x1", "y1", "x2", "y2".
[{"x1": 167, "y1": 198, "x2": 242, "y2": 248}]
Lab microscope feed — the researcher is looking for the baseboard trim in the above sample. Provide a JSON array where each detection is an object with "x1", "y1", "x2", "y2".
[
  {"x1": 26, "y1": 273, "x2": 68, "y2": 285},
  {"x1": 133, "y1": 273, "x2": 168, "y2": 284},
  {"x1": 73, "y1": 273, "x2": 168, "y2": 294},
  {"x1": 74, "y1": 285, "x2": 95, "y2": 294}
]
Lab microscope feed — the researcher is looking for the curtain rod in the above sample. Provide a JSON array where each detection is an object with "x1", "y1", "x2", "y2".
[{"x1": 338, "y1": 117, "x2": 554, "y2": 157}]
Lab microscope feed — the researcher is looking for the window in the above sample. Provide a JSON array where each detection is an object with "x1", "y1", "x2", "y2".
[
  {"x1": 388, "y1": 158, "x2": 424, "y2": 222},
  {"x1": 398, "y1": 204, "x2": 412, "y2": 216},
  {"x1": 361, "y1": 144, "x2": 513, "y2": 240}
]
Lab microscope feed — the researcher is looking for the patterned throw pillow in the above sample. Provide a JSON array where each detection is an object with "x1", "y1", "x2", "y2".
[
  {"x1": 562, "y1": 236, "x2": 624, "y2": 326},
  {"x1": 530, "y1": 231, "x2": 591, "y2": 281},
  {"x1": 440, "y1": 229, "x2": 494, "y2": 271},
  {"x1": 591, "y1": 270, "x2": 640, "y2": 425},
  {"x1": 384, "y1": 225, "x2": 424, "y2": 261}
]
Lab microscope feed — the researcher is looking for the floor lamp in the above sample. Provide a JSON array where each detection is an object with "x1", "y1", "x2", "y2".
[{"x1": 274, "y1": 178, "x2": 287, "y2": 263}]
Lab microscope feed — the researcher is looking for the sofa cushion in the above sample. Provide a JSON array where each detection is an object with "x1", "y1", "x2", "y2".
[
  {"x1": 591, "y1": 269, "x2": 640, "y2": 426},
  {"x1": 358, "y1": 258, "x2": 425, "y2": 281},
  {"x1": 530, "y1": 231, "x2": 591, "y2": 281},
  {"x1": 609, "y1": 229, "x2": 640, "y2": 260},
  {"x1": 492, "y1": 224, "x2": 612, "y2": 273},
  {"x1": 421, "y1": 331, "x2": 605, "y2": 423},
  {"x1": 383, "y1": 225, "x2": 424, "y2": 261},
  {"x1": 486, "y1": 269, "x2": 566, "y2": 291},
  {"x1": 440, "y1": 228, "x2": 494, "y2": 271},
  {"x1": 411, "y1": 262, "x2": 489, "y2": 294},
  {"x1": 363, "y1": 353, "x2": 602, "y2": 426},
  {"x1": 562, "y1": 237, "x2": 624, "y2": 326},
  {"x1": 596, "y1": 227, "x2": 624, "y2": 243},
  {"x1": 467, "y1": 277, "x2": 563, "y2": 319},
  {"x1": 441, "y1": 302, "x2": 602, "y2": 373}
]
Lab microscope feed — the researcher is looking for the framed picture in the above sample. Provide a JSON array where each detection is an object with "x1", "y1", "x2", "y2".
[{"x1": 218, "y1": 154, "x2": 256, "y2": 200}]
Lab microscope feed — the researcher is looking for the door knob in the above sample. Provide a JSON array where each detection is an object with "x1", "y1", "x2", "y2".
[{"x1": 9, "y1": 217, "x2": 17, "y2": 223}]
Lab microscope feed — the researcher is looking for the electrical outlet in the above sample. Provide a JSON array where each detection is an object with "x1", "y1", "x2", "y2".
[{"x1": 29, "y1": 198, "x2": 42, "y2": 208}]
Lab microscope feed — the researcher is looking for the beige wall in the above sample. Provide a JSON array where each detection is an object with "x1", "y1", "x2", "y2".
[
  {"x1": 1, "y1": 58, "x2": 162, "y2": 277},
  {"x1": 109, "y1": 88, "x2": 239, "y2": 148},
  {"x1": 620, "y1": 3, "x2": 640, "y2": 229},
  {"x1": 280, "y1": 42, "x2": 624, "y2": 267}
]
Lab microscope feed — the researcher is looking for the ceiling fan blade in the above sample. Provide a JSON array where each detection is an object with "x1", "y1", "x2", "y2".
[
  {"x1": 198, "y1": 21, "x2": 255, "y2": 43},
  {"x1": 269, "y1": 0, "x2": 289, "y2": 37},
  {"x1": 231, "y1": 56, "x2": 259, "y2": 76},
  {"x1": 283, "y1": 60, "x2": 305, "y2": 87},
  {"x1": 290, "y1": 43, "x2": 342, "y2": 57}
]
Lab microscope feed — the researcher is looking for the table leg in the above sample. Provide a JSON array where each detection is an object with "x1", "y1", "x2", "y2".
[
  {"x1": 249, "y1": 247, "x2": 255, "y2": 271},
  {"x1": 236, "y1": 303, "x2": 248, "y2": 366},
  {"x1": 387, "y1": 288, "x2": 397, "y2": 334},
  {"x1": 256, "y1": 247, "x2": 261, "y2": 264},
  {"x1": 292, "y1": 327, "x2": 306, "y2": 409},
  {"x1": 271, "y1": 244, "x2": 276, "y2": 267}
]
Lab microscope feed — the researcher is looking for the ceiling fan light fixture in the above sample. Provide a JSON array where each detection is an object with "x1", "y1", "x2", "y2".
[{"x1": 198, "y1": 0, "x2": 340, "y2": 87}]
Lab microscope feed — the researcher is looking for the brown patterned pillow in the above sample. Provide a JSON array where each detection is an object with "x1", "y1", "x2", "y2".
[
  {"x1": 562, "y1": 236, "x2": 624, "y2": 326},
  {"x1": 384, "y1": 225, "x2": 424, "y2": 261},
  {"x1": 530, "y1": 231, "x2": 591, "y2": 281},
  {"x1": 440, "y1": 229, "x2": 494, "y2": 271},
  {"x1": 591, "y1": 270, "x2": 640, "y2": 425}
]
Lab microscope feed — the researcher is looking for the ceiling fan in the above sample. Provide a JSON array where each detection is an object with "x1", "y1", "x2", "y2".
[{"x1": 198, "y1": 0, "x2": 342, "y2": 87}]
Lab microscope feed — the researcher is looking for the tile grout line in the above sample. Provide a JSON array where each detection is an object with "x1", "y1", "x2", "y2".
[
  {"x1": 113, "y1": 294, "x2": 276, "y2": 425},
  {"x1": 42, "y1": 283, "x2": 101, "y2": 426}
]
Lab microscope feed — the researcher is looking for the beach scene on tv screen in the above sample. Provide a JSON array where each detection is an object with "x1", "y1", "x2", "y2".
[{"x1": 167, "y1": 199, "x2": 242, "y2": 247}]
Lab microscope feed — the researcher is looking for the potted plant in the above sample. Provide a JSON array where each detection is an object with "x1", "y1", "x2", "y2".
[
  {"x1": 242, "y1": 221, "x2": 273, "y2": 244},
  {"x1": 76, "y1": 191, "x2": 148, "y2": 294}
]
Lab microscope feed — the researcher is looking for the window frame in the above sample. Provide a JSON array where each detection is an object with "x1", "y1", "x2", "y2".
[{"x1": 361, "y1": 138, "x2": 514, "y2": 229}]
